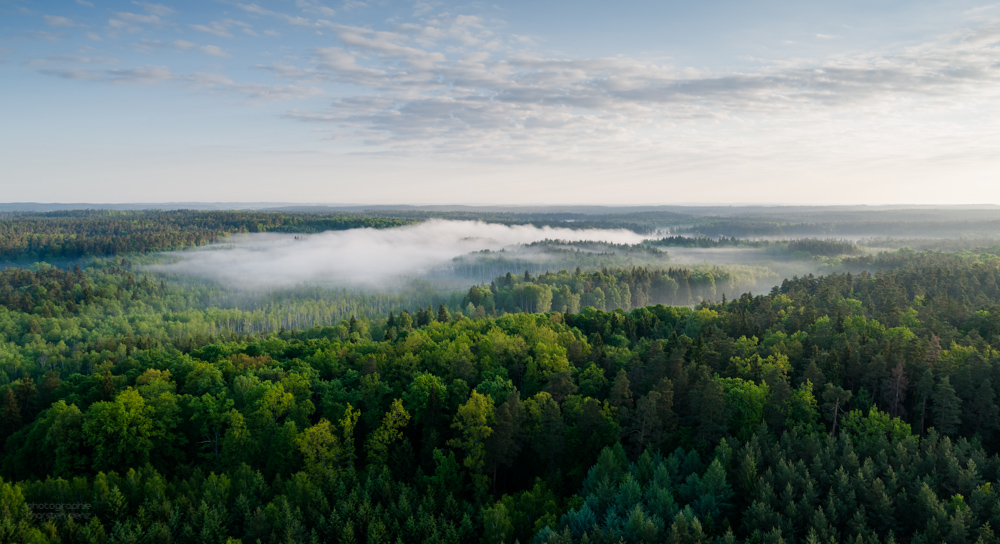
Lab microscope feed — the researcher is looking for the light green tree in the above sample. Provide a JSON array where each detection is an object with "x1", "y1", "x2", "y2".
[
  {"x1": 83, "y1": 388, "x2": 159, "y2": 471},
  {"x1": 366, "y1": 398, "x2": 411, "y2": 466},
  {"x1": 785, "y1": 381, "x2": 821, "y2": 434},
  {"x1": 448, "y1": 391, "x2": 495, "y2": 495},
  {"x1": 296, "y1": 418, "x2": 343, "y2": 478}
]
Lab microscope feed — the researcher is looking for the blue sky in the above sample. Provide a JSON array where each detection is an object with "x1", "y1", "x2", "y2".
[{"x1": 2, "y1": 0, "x2": 999, "y2": 204}]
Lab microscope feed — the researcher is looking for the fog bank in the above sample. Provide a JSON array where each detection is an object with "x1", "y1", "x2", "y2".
[{"x1": 150, "y1": 219, "x2": 652, "y2": 288}]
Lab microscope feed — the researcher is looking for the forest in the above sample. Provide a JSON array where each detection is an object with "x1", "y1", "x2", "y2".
[
  {"x1": 3, "y1": 209, "x2": 1000, "y2": 543},
  {"x1": 0, "y1": 211, "x2": 416, "y2": 262}
]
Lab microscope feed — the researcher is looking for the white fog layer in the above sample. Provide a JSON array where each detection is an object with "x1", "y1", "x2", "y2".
[{"x1": 149, "y1": 220, "x2": 653, "y2": 288}]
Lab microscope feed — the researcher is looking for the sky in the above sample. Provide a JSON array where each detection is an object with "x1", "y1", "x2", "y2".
[{"x1": 2, "y1": 0, "x2": 1000, "y2": 205}]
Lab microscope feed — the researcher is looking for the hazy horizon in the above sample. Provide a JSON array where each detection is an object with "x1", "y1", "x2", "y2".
[{"x1": 4, "y1": 202, "x2": 1000, "y2": 211}]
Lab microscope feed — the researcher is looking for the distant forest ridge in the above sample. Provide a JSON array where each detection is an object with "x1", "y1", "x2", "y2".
[
  {"x1": 6, "y1": 207, "x2": 1000, "y2": 263},
  {"x1": 3, "y1": 203, "x2": 1000, "y2": 213}
]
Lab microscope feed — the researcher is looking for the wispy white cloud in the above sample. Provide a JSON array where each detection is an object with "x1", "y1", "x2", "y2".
[
  {"x1": 37, "y1": 63, "x2": 175, "y2": 84},
  {"x1": 107, "y1": 9, "x2": 170, "y2": 34},
  {"x1": 200, "y1": 45, "x2": 232, "y2": 58},
  {"x1": 133, "y1": 2, "x2": 174, "y2": 17},
  {"x1": 189, "y1": 72, "x2": 236, "y2": 86},
  {"x1": 224, "y1": 82, "x2": 323, "y2": 101},
  {"x1": 192, "y1": 21, "x2": 234, "y2": 38},
  {"x1": 234, "y1": 2, "x2": 315, "y2": 27},
  {"x1": 127, "y1": 35, "x2": 237, "y2": 58},
  {"x1": 295, "y1": 0, "x2": 336, "y2": 18},
  {"x1": 21, "y1": 30, "x2": 62, "y2": 41},
  {"x1": 107, "y1": 64, "x2": 176, "y2": 84},
  {"x1": 334, "y1": 24, "x2": 447, "y2": 69},
  {"x1": 108, "y1": 18, "x2": 142, "y2": 33},
  {"x1": 43, "y1": 15, "x2": 79, "y2": 28},
  {"x1": 30, "y1": 56, "x2": 321, "y2": 102},
  {"x1": 190, "y1": 70, "x2": 324, "y2": 100},
  {"x1": 262, "y1": 16, "x2": 1000, "y2": 161},
  {"x1": 172, "y1": 39, "x2": 198, "y2": 51},
  {"x1": 116, "y1": 12, "x2": 165, "y2": 25},
  {"x1": 38, "y1": 67, "x2": 104, "y2": 80},
  {"x1": 312, "y1": 47, "x2": 386, "y2": 81},
  {"x1": 29, "y1": 55, "x2": 119, "y2": 66}
]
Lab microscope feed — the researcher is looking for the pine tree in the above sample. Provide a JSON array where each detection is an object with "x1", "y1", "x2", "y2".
[
  {"x1": 882, "y1": 361, "x2": 909, "y2": 419},
  {"x1": 610, "y1": 369, "x2": 634, "y2": 410},
  {"x1": 969, "y1": 378, "x2": 999, "y2": 437},
  {"x1": 914, "y1": 369, "x2": 935, "y2": 436},
  {"x1": 822, "y1": 384, "x2": 852, "y2": 436},
  {"x1": 0, "y1": 388, "x2": 22, "y2": 441},
  {"x1": 932, "y1": 376, "x2": 961, "y2": 436}
]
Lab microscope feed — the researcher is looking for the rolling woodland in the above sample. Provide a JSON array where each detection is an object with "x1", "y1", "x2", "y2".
[{"x1": 3, "y1": 209, "x2": 1000, "y2": 544}]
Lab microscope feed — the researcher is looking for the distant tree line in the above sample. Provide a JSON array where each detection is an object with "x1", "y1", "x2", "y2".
[
  {"x1": 362, "y1": 210, "x2": 693, "y2": 235},
  {"x1": 679, "y1": 218, "x2": 1000, "y2": 239},
  {"x1": 0, "y1": 210, "x2": 417, "y2": 261},
  {"x1": 460, "y1": 266, "x2": 776, "y2": 316}
]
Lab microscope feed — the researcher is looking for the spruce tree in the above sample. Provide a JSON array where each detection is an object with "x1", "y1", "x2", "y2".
[{"x1": 932, "y1": 376, "x2": 961, "y2": 436}]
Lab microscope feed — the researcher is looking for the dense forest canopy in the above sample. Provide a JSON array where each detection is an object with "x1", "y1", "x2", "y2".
[{"x1": 4, "y1": 208, "x2": 1000, "y2": 543}]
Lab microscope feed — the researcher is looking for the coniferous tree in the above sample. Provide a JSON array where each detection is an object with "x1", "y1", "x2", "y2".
[{"x1": 932, "y1": 376, "x2": 961, "y2": 436}]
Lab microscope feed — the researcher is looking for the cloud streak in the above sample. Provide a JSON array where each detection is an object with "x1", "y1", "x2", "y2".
[
  {"x1": 271, "y1": 18, "x2": 1000, "y2": 159},
  {"x1": 34, "y1": 62, "x2": 321, "y2": 100},
  {"x1": 43, "y1": 16, "x2": 79, "y2": 28}
]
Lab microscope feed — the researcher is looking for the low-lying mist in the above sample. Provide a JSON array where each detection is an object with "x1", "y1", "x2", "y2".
[{"x1": 149, "y1": 219, "x2": 653, "y2": 289}]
